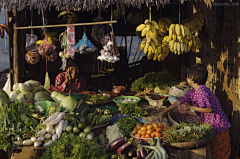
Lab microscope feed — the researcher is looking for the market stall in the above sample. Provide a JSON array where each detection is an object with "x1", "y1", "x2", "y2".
[{"x1": 0, "y1": 0, "x2": 239, "y2": 158}]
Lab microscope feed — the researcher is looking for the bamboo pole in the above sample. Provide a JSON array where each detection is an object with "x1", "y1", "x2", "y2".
[
  {"x1": 13, "y1": 9, "x2": 19, "y2": 83},
  {"x1": 14, "y1": 20, "x2": 117, "y2": 30}
]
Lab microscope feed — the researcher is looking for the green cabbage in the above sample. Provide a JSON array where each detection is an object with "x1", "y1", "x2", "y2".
[
  {"x1": 18, "y1": 83, "x2": 30, "y2": 93},
  {"x1": 9, "y1": 91, "x2": 18, "y2": 102},
  {"x1": 16, "y1": 92, "x2": 33, "y2": 103},
  {"x1": 34, "y1": 91, "x2": 51, "y2": 102},
  {"x1": 24, "y1": 80, "x2": 42, "y2": 95},
  {"x1": 13, "y1": 83, "x2": 20, "y2": 93}
]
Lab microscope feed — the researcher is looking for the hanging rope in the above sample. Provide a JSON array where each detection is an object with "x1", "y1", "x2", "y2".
[
  {"x1": 149, "y1": 5, "x2": 152, "y2": 21},
  {"x1": 31, "y1": 10, "x2": 34, "y2": 34},
  {"x1": 179, "y1": 2, "x2": 181, "y2": 25}
]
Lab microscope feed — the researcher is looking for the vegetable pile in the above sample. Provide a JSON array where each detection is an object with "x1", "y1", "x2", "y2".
[
  {"x1": 82, "y1": 94, "x2": 111, "y2": 103},
  {"x1": 0, "y1": 102, "x2": 40, "y2": 151},
  {"x1": 117, "y1": 103, "x2": 148, "y2": 117},
  {"x1": 85, "y1": 108, "x2": 112, "y2": 127},
  {"x1": 163, "y1": 122, "x2": 214, "y2": 143},
  {"x1": 40, "y1": 133, "x2": 110, "y2": 159},
  {"x1": 131, "y1": 70, "x2": 174, "y2": 91}
]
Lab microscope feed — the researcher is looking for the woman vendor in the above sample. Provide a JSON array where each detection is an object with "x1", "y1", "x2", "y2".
[{"x1": 55, "y1": 60, "x2": 87, "y2": 93}]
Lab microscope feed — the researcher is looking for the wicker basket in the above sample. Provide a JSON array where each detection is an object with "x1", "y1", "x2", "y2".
[{"x1": 165, "y1": 137, "x2": 214, "y2": 149}]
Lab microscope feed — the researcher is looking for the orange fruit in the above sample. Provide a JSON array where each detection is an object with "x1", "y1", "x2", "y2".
[
  {"x1": 153, "y1": 124, "x2": 158, "y2": 130},
  {"x1": 147, "y1": 129, "x2": 152, "y2": 135},
  {"x1": 145, "y1": 134, "x2": 151, "y2": 138},
  {"x1": 158, "y1": 124, "x2": 164, "y2": 128},
  {"x1": 151, "y1": 122, "x2": 158, "y2": 126},
  {"x1": 136, "y1": 134, "x2": 141, "y2": 137},
  {"x1": 156, "y1": 128, "x2": 161, "y2": 132},
  {"x1": 155, "y1": 132, "x2": 162, "y2": 138},
  {"x1": 141, "y1": 131, "x2": 147, "y2": 136},
  {"x1": 147, "y1": 125, "x2": 153, "y2": 130},
  {"x1": 136, "y1": 124, "x2": 142, "y2": 130},
  {"x1": 151, "y1": 132, "x2": 155, "y2": 137},
  {"x1": 138, "y1": 130, "x2": 142, "y2": 134},
  {"x1": 141, "y1": 126, "x2": 147, "y2": 131}
]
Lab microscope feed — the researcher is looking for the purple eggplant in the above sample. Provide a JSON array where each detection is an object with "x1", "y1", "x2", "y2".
[
  {"x1": 108, "y1": 137, "x2": 126, "y2": 152},
  {"x1": 128, "y1": 148, "x2": 136, "y2": 157},
  {"x1": 139, "y1": 147, "x2": 147, "y2": 159},
  {"x1": 115, "y1": 141, "x2": 133, "y2": 154}
]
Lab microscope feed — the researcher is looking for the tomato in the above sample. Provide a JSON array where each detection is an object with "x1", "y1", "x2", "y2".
[
  {"x1": 151, "y1": 122, "x2": 158, "y2": 126},
  {"x1": 147, "y1": 125, "x2": 153, "y2": 130},
  {"x1": 132, "y1": 128, "x2": 138, "y2": 134},
  {"x1": 136, "y1": 134, "x2": 141, "y2": 137},
  {"x1": 155, "y1": 132, "x2": 162, "y2": 138},
  {"x1": 151, "y1": 132, "x2": 155, "y2": 137},
  {"x1": 141, "y1": 131, "x2": 147, "y2": 136},
  {"x1": 143, "y1": 124, "x2": 148, "y2": 127},
  {"x1": 141, "y1": 126, "x2": 147, "y2": 131},
  {"x1": 158, "y1": 124, "x2": 164, "y2": 128},
  {"x1": 156, "y1": 128, "x2": 161, "y2": 132},
  {"x1": 136, "y1": 124, "x2": 142, "y2": 130},
  {"x1": 153, "y1": 124, "x2": 158, "y2": 130},
  {"x1": 73, "y1": 127, "x2": 80, "y2": 134},
  {"x1": 138, "y1": 130, "x2": 142, "y2": 134},
  {"x1": 147, "y1": 129, "x2": 152, "y2": 135},
  {"x1": 145, "y1": 134, "x2": 151, "y2": 138}
]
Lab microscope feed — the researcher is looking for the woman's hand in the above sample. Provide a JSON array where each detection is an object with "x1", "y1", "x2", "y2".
[
  {"x1": 181, "y1": 103, "x2": 191, "y2": 111},
  {"x1": 152, "y1": 113, "x2": 163, "y2": 122}
]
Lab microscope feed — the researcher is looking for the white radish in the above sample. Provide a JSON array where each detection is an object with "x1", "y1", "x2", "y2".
[
  {"x1": 51, "y1": 126, "x2": 55, "y2": 134},
  {"x1": 48, "y1": 112, "x2": 65, "y2": 126},
  {"x1": 52, "y1": 134, "x2": 58, "y2": 142},
  {"x1": 37, "y1": 129, "x2": 46, "y2": 136},
  {"x1": 17, "y1": 137, "x2": 21, "y2": 141},
  {"x1": 63, "y1": 120, "x2": 68, "y2": 131},
  {"x1": 36, "y1": 105, "x2": 44, "y2": 113},
  {"x1": 37, "y1": 136, "x2": 45, "y2": 142},
  {"x1": 57, "y1": 120, "x2": 65, "y2": 139},
  {"x1": 44, "y1": 133, "x2": 52, "y2": 139},
  {"x1": 43, "y1": 140, "x2": 53, "y2": 147},
  {"x1": 46, "y1": 124, "x2": 53, "y2": 133},
  {"x1": 55, "y1": 123, "x2": 60, "y2": 135},
  {"x1": 14, "y1": 141, "x2": 21, "y2": 145},
  {"x1": 22, "y1": 139, "x2": 34, "y2": 146},
  {"x1": 42, "y1": 112, "x2": 61, "y2": 125},
  {"x1": 34, "y1": 141, "x2": 42, "y2": 147},
  {"x1": 31, "y1": 137, "x2": 37, "y2": 143}
]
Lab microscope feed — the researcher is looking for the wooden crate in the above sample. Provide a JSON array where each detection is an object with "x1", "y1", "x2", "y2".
[{"x1": 166, "y1": 143, "x2": 211, "y2": 159}]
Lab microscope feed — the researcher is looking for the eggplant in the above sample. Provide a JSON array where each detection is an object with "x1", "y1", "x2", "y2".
[
  {"x1": 139, "y1": 147, "x2": 147, "y2": 159},
  {"x1": 108, "y1": 137, "x2": 126, "y2": 152},
  {"x1": 115, "y1": 141, "x2": 133, "y2": 154},
  {"x1": 128, "y1": 148, "x2": 136, "y2": 157}
]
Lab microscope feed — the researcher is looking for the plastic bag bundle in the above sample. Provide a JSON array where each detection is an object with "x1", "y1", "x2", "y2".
[
  {"x1": 25, "y1": 51, "x2": 40, "y2": 64},
  {"x1": 74, "y1": 33, "x2": 97, "y2": 54},
  {"x1": 26, "y1": 34, "x2": 38, "y2": 51},
  {"x1": 168, "y1": 85, "x2": 189, "y2": 98},
  {"x1": 37, "y1": 37, "x2": 57, "y2": 62}
]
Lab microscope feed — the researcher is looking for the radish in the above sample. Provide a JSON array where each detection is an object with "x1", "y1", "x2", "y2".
[
  {"x1": 38, "y1": 136, "x2": 45, "y2": 141},
  {"x1": 48, "y1": 112, "x2": 65, "y2": 126},
  {"x1": 37, "y1": 129, "x2": 46, "y2": 136},
  {"x1": 42, "y1": 112, "x2": 61, "y2": 125},
  {"x1": 45, "y1": 133, "x2": 52, "y2": 139},
  {"x1": 31, "y1": 137, "x2": 37, "y2": 143},
  {"x1": 46, "y1": 125, "x2": 53, "y2": 133},
  {"x1": 44, "y1": 140, "x2": 53, "y2": 147},
  {"x1": 22, "y1": 139, "x2": 34, "y2": 146},
  {"x1": 55, "y1": 123, "x2": 60, "y2": 137},
  {"x1": 51, "y1": 126, "x2": 55, "y2": 134},
  {"x1": 52, "y1": 134, "x2": 57, "y2": 142},
  {"x1": 57, "y1": 120, "x2": 65, "y2": 138},
  {"x1": 63, "y1": 120, "x2": 68, "y2": 131},
  {"x1": 34, "y1": 141, "x2": 42, "y2": 147}
]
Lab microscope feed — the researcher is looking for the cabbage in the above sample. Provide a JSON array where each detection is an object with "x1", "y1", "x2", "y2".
[
  {"x1": 13, "y1": 83, "x2": 20, "y2": 93},
  {"x1": 34, "y1": 91, "x2": 51, "y2": 102},
  {"x1": 9, "y1": 91, "x2": 18, "y2": 102},
  {"x1": 16, "y1": 92, "x2": 33, "y2": 103},
  {"x1": 24, "y1": 80, "x2": 42, "y2": 94},
  {"x1": 18, "y1": 83, "x2": 30, "y2": 93}
]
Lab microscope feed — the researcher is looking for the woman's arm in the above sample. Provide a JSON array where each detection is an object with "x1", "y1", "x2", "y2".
[{"x1": 181, "y1": 104, "x2": 213, "y2": 113}]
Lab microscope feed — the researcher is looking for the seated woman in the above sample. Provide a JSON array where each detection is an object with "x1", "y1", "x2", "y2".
[{"x1": 55, "y1": 60, "x2": 87, "y2": 93}]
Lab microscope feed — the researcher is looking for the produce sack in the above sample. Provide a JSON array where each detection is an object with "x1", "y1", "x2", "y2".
[
  {"x1": 26, "y1": 34, "x2": 38, "y2": 51},
  {"x1": 74, "y1": 33, "x2": 96, "y2": 54},
  {"x1": 168, "y1": 85, "x2": 189, "y2": 98}
]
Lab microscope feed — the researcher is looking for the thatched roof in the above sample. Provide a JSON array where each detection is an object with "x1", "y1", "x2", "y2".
[{"x1": 0, "y1": 0, "x2": 188, "y2": 12}]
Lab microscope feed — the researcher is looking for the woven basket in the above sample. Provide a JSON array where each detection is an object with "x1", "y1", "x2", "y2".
[
  {"x1": 85, "y1": 99, "x2": 113, "y2": 106},
  {"x1": 165, "y1": 137, "x2": 214, "y2": 149}
]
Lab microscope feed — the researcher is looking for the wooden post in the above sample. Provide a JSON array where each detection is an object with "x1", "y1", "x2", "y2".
[{"x1": 13, "y1": 8, "x2": 19, "y2": 83}]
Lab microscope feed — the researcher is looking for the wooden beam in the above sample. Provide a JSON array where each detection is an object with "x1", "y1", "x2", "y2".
[
  {"x1": 14, "y1": 20, "x2": 117, "y2": 30},
  {"x1": 13, "y1": 9, "x2": 19, "y2": 83}
]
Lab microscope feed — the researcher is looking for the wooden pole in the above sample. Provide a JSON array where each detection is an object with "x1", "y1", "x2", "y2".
[
  {"x1": 6, "y1": 11, "x2": 12, "y2": 88},
  {"x1": 14, "y1": 20, "x2": 117, "y2": 30},
  {"x1": 13, "y1": 9, "x2": 19, "y2": 83}
]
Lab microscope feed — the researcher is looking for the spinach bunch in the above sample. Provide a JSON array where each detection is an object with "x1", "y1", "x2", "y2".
[
  {"x1": 117, "y1": 103, "x2": 148, "y2": 117},
  {"x1": 82, "y1": 94, "x2": 111, "y2": 103},
  {"x1": 0, "y1": 103, "x2": 40, "y2": 151}
]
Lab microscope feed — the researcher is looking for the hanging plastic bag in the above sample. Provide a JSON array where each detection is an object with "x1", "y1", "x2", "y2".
[
  {"x1": 26, "y1": 34, "x2": 38, "y2": 51},
  {"x1": 3, "y1": 73, "x2": 11, "y2": 94},
  {"x1": 74, "y1": 33, "x2": 97, "y2": 54}
]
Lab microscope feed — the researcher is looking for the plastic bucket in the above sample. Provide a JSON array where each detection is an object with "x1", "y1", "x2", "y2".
[{"x1": 35, "y1": 101, "x2": 52, "y2": 115}]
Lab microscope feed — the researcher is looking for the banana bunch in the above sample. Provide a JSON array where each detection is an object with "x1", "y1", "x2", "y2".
[
  {"x1": 127, "y1": 12, "x2": 148, "y2": 25},
  {"x1": 183, "y1": 12, "x2": 204, "y2": 34},
  {"x1": 37, "y1": 30, "x2": 58, "y2": 45},
  {"x1": 57, "y1": 11, "x2": 78, "y2": 24},
  {"x1": 157, "y1": 17, "x2": 172, "y2": 35},
  {"x1": 168, "y1": 24, "x2": 193, "y2": 55},
  {"x1": 191, "y1": 34, "x2": 201, "y2": 53},
  {"x1": 0, "y1": 24, "x2": 10, "y2": 39}
]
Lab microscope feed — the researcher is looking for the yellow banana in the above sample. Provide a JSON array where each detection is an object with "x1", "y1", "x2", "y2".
[
  {"x1": 174, "y1": 42, "x2": 178, "y2": 54},
  {"x1": 146, "y1": 37, "x2": 152, "y2": 43},
  {"x1": 153, "y1": 48, "x2": 159, "y2": 61},
  {"x1": 150, "y1": 20, "x2": 159, "y2": 30},
  {"x1": 158, "y1": 53, "x2": 162, "y2": 61},
  {"x1": 144, "y1": 43, "x2": 149, "y2": 54},
  {"x1": 180, "y1": 42, "x2": 185, "y2": 53},
  {"x1": 146, "y1": 31, "x2": 150, "y2": 38},
  {"x1": 160, "y1": 28, "x2": 167, "y2": 34},
  {"x1": 175, "y1": 24, "x2": 181, "y2": 36},
  {"x1": 177, "y1": 36, "x2": 182, "y2": 42},
  {"x1": 57, "y1": 11, "x2": 68, "y2": 18},
  {"x1": 192, "y1": 35, "x2": 196, "y2": 48},
  {"x1": 172, "y1": 34, "x2": 177, "y2": 41},
  {"x1": 177, "y1": 42, "x2": 181, "y2": 55},
  {"x1": 148, "y1": 45, "x2": 153, "y2": 54},
  {"x1": 151, "y1": 37, "x2": 158, "y2": 45},
  {"x1": 180, "y1": 25, "x2": 186, "y2": 37},
  {"x1": 141, "y1": 28, "x2": 148, "y2": 37},
  {"x1": 169, "y1": 40, "x2": 175, "y2": 52},
  {"x1": 149, "y1": 31, "x2": 157, "y2": 38},
  {"x1": 187, "y1": 40, "x2": 192, "y2": 52},
  {"x1": 150, "y1": 25, "x2": 157, "y2": 34},
  {"x1": 136, "y1": 24, "x2": 146, "y2": 31},
  {"x1": 139, "y1": 40, "x2": 146, "y2": 52},
  {"x1": 146, "y1": 24, "x2": 151, "y2": 32},
  {"x1": 182, "y1": 37, "x2": 188, "y2": 44},
  {"x1": 150, "y1": 41, "x2": 156, "y2": 51},
  {"x1": 144, "y1": 19, "x2": 150, "y2": 24}
]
